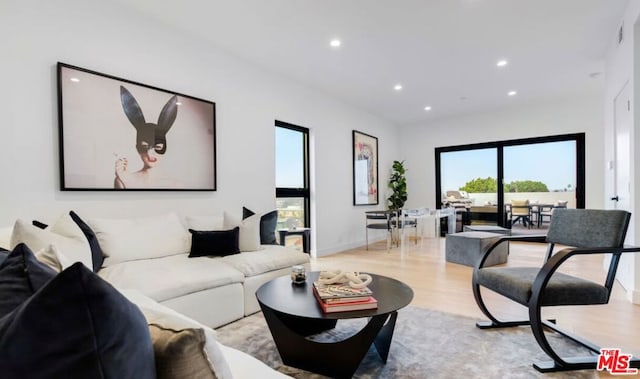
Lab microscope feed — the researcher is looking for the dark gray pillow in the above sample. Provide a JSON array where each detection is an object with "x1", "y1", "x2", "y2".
[
  {"x1": 69, "y1": 210, "x2": 105, "y2": 272},
  {"x1": 242, "y1": 207, "x2": 278, "y2": 245},
  {"x1": 0, "y1": 243, "x2": 57, "y2": 318},
  {"x1": 188, "y1": 227, "x2": 240, "y2": 257},
  {"x1": 0, "y1": 263, "x2": 156, "y2": 379}
]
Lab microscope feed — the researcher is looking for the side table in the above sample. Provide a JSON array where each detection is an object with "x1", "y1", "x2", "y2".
[{"x1": 278, "y1": 228, "x2": 311, "y2": 254}]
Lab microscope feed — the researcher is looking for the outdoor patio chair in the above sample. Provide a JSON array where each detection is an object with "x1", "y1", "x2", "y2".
[
  {"x1": 509, "y1": 199, "x2": 532, "y2": 228},
  {"x1": 538, "y1": 200, "x2": 568, "y2": 228},
  {"x1": 472, "y1": 208, "x2": 640, "y2": 372}
]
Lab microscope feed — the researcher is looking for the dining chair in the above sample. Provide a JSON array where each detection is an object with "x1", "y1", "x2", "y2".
[
  {"x1": 510, "y1": 200, "x2": 531, "y2": 228},
  {"x1": 400, "y1": 208, "x2": 423, "y2": 245},
  {"x1": 538, "y1": 200, "x2": 568, "y2": 228},
  {"x1": 365, "y1": 210, "x2": 398, "y2": 251}
]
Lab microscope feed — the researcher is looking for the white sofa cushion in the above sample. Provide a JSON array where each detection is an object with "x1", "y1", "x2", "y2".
[
  {"x1": 121, "y1": 289, "x2": 233, "y2": 379},
  {"x1": 99, "y1": 254, "x2": 244, "y2": 302},
  {"x1": 223, "y1": 212, "x2": 261, "y2": 252},
  {"x1": 10, "y1": 218, "x2": 93, "y2": 270},
  {"x1": 88, "y1": 213, "x2": 190, "y2": 267},
  {"x1": 222, "y1": 245, "x2": 309, "y2": 277}
]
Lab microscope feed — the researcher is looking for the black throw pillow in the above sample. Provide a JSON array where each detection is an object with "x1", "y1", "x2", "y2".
[
  {"x1": 69, "y1": 210, "x2": 105, "y2": 272},
  {"x1": 242, "y1": 207, "x2": 278, "y2": 245},
  {"x1": 0, "y1": 243, "x2": 57, "y2": 318},
  {"x1": 0, "y1": 263, "x2": 156, "y2": 379},
  {"x1": 188, "y1": 227, "x2": 240, "y2": 257},
  {"x1": 0, "y1": 250, "x2": 8, "y2": 267}
]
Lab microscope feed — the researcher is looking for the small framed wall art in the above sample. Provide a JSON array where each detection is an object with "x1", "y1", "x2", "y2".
[
  {"x1": 57, "y1": 62, "x2": 216, "y2": 191},
  {"x1": 352, "y1": 130, "x2": 379, "y2": 205}
]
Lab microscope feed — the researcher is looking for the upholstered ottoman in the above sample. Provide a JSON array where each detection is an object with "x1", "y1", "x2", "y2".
[
  {"x1": 445, "y1": 231, "x2": 508, "y2": 267},
  {"x1": 462, "y1": 225, "x2": 511, "y2": 235}
]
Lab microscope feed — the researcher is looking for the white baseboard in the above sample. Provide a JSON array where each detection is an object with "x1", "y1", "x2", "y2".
[
  {"x1": 628, "y1": 288, "x2": 640, "y2": 304},
  {"x1": 315, "y1": 238, "x2": 386, "y2": 257}
]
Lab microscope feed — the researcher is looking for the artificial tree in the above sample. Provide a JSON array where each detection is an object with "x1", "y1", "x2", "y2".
[{"x1": 387, "y1": 160, "x2": 407, "y2": 210}]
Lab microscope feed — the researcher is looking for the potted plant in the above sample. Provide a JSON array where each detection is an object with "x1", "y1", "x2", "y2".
[{"x1": 387, "y1": 160, "x2": 407, "y2": 210}]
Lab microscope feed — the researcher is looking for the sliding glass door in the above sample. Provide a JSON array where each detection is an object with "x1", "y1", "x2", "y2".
[{"x1": 436, "y1": 133, "x2": 584, "y2": 228}]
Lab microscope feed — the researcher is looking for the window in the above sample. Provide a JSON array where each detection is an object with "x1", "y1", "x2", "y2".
[
  {"x1": 275, "y1": 121, "x2": 310, "y2": 249},
  {"x1": 435, "y1": 133, "x2": 585, "y2": 228}
]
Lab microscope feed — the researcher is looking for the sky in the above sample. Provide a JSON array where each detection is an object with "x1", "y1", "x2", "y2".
[
  {"x1": 441, "y1": 140, "x2": 576, "y2": 192},
  {"x1": 275, "y1": 127, "x2": 304, "y2": 188}
]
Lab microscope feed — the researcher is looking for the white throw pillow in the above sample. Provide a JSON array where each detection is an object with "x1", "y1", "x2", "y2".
[
  {"x1": 87, "y1": 213, "x2": 190, "y2": 267},
  {"x1": 223, "y1": 212, "x2": 261, "y2": 252},
  {"x1": 185, "y1": 215, "x2": 225, "y2": 231},
  {"x1": 35, "y1": 244, "x2": 72, "y2": 272},
  {"x1": 49, "y1": 213, "x2": 88, "y2": 241},
  {"x1": 10, "y1": 218, "x2": 93, "y2": 270},
  {"x1": 121, "y1": 289, "x2": 233, "y2": 379}
]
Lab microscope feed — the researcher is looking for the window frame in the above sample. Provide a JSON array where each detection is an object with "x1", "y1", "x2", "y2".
[{"x1": 275, "y1": 120, "x2": 310, "y2": 228}]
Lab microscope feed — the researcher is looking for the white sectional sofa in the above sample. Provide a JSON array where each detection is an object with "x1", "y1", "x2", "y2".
[
  {"x1": 99, "y1": 244, "x2": 308, "y2": 328},
  {"x1": 0, "y1": 210, "x2": 310, "y2": 378}
]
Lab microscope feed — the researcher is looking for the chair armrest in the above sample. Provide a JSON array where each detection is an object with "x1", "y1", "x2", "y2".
[
  {"x1": 475, "y1": 234, "x2": 547, "y2": 270},
  {"x1": 530, "y1": 245, "x2": 640, "y2": 306}
]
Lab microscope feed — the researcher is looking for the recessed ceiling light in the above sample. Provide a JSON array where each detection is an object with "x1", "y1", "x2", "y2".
[
  {"x1": 70, "y1": 77, "x2": 80, "y2": 82},
  {"x1": 508, "y1": 90, "x2": 517, "y2": 96},
  {"x1": 496, "y1": 59, "x2": 508, "y2": 67},
  {"x1": 424, "y1": 106, "x2": 432, "y2": 111},
  {"x1": 330, "y1": 39, "x2": 341, "y2": 47},
  {"x1": 394, "y1": 84, "x2": 403, "y2": 91}
]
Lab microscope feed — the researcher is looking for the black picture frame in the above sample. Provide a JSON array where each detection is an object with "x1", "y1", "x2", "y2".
[
  {"x1": 57, "y1": 62, "x2": 216, "y2": 191},
  {"x1": 353, "y1": 130, "x2": 379, "y2": 205}
]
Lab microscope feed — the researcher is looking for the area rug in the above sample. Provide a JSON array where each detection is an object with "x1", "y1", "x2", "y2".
[{"x1": 216, "y1": 306, "x2": 600, "y2": 378}]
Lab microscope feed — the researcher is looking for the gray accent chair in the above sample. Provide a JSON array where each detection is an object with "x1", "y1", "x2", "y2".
[{"x1": 472, "y1": 208, "x2": 640, "y2": 373}]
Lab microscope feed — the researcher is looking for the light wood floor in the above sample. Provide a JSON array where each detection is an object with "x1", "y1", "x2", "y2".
[{"x1": 310, "y1": 236, "x2": 640, "y2": 371}]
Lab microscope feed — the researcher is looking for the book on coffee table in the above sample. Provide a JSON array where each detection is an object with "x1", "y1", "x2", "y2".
[
  {"x1": 312, "y1": 281, "x2": 373, "y2": 301},
  {"x1": 313, "y1": 288, "x2": 378, "y2": 313}
]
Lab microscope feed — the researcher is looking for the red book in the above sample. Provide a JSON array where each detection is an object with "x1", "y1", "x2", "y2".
[{"x1": 313, "y1": 287, "x2": 378, "y2": 313}]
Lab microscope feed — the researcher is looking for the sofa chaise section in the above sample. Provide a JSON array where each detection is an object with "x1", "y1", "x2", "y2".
[{"x1": 99, "y1": 254, "x2": 246, "y2": 328}]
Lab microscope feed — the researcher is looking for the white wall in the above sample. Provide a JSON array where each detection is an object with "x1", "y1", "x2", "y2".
[
  {"x1": 604, "y1": 1, "x2": 640, "y2": 303},
  {"x1": 0, "y1": 0, "x2": 399, "y2": 256},
  {"x1": 399, "y1": 90, "x2": 605, "y2": 211}
]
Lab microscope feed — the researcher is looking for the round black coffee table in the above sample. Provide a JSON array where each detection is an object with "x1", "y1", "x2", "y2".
[{"x1": 256, "y1": 272, "x2": 413, "y2": 378}]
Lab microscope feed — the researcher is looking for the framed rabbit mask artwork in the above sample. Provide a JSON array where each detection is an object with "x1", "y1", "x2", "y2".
[{"x1": 57, "y1": 62, "x2": 216, "y2": 191}]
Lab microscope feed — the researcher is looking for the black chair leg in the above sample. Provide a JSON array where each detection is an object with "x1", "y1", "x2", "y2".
[
  {"x1": 529, "y1": 300, "x2": 640, "y2": 373},
  {"x1": 472, "y1": 281, "x2": 530, "y2": 329}
]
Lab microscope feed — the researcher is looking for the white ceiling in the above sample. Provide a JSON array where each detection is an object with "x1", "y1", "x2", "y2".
[{"x1": 108, "y1": 0, "x2": 629, "y2": 125}]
